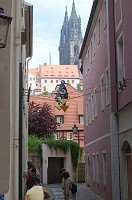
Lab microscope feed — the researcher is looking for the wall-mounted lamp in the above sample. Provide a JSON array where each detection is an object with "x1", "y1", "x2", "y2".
[
  {"x1": 72, "y1": 124, "x2": 78, "y2": 134},
  {"x1": 0, "y1": 7, "x2": 12, "y2": 48},
  {"x1": 72, "y1": 124, "x2": 80, "y2": 145}
]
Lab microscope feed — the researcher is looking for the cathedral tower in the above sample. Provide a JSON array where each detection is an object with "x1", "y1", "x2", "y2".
[{"x1": 59, "y1": 0, "x2": 83, "y2": 70}]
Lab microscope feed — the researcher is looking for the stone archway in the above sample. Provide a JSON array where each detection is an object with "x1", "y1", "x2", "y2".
[{"x1": 121, "y1": 141, "x2": 132, "y2": 200}]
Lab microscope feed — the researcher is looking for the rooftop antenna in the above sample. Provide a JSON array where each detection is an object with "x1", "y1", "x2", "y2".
[{"x1": 49, "y1": 51, "x2": 51, "y2": 65}]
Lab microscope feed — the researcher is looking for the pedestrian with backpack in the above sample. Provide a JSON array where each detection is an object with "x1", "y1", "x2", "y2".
[
  {"x1": 59, "y1": 168, "x2": 66, "y2": 190},
  {"x1": 62, "y1": 171, "x2": 77, "y2": 200}
]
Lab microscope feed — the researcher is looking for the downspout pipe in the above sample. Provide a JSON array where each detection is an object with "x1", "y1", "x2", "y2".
[
  {"x1": 13, "y1": 0, "x2": 21, "y2": 199},
  {"x1": 25, "y1": 57, "x2": 32, "y2": 164},
  {"x1": 112, "y1": 1, "x2": 121, "y2": 199}
]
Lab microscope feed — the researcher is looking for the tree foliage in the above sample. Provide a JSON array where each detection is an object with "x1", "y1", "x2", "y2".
[
  {"x1": 28, "y1": 101, "x2": 57, "y2": 137},
  {"x1": 76, "y1": 83, "x2": 83, "y2": 92}
]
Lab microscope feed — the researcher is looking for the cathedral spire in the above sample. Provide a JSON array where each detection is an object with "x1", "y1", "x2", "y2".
[
  {"x1": 70, "y1": 0, "x2": 78, "y2": 19},
  {"x1": 63, "y1": 6, "x2": 68, "y2": 27}
]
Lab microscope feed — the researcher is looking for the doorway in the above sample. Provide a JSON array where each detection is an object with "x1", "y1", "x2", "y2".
[{"x1": 47, "y1": 157, "x2": 64, "y2": 184}]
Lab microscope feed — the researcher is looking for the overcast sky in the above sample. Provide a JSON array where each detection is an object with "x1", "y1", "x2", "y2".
[{"x1": 27, "y1": 0, "x2": 93, "y2": 68}]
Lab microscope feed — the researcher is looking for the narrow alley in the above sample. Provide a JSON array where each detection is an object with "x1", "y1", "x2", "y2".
[{"x1": 44, "y1": 183, "x2": 102, "y2": 200}]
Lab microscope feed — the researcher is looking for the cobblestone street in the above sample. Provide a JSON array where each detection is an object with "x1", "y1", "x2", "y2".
[{"x1": 44, "y1": 183, "x2": 102, "y2": 200}]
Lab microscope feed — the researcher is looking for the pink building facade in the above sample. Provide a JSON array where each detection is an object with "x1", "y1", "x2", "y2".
[
  {"x1": 30, "y1": 84, "x2": 84, "y2": 148},
  {"x1": 79, "y1": 0, "x2": 132, "y2": 199}
]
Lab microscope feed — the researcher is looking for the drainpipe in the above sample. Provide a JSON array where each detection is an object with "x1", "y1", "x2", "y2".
[
  {"x1": 13, "y1": 0, "x2": 21, "y2": 199},
  {"x1": 19, "y1": 63, "x2": 23, "y2": 200},
  {"x1": 25, "y1": 57, "x2": 32, "y2": 163},
  {"x1": 112, "y1": 1, "x2": 121, "y2": 199}
]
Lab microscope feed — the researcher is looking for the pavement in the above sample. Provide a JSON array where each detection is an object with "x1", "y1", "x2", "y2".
[{"x1": 44, "y1": 183, "x2": 102, "y2": 200}]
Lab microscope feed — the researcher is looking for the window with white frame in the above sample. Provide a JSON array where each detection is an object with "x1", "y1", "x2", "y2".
[
  {"x1": 43, "y1": 86, "x2": 46, "y2": 91},
  {"x1": 105, "y1": 68, "x2": 110, "y2": 106},
  {"x1": 92, "y1": 154, "x2": 96, "y2": 181},
  {"x1": 93, "y1": 33, "x2": 96, "y2": 56},
  {"x1": 94, "y1": 88, "x2": 97, "y2": 118},
  {"x1": 117, "y1": 35, "x2": 125, "y2": 84},
  {"x1": 90, "y1": 41, "x2": 93, "y2": 63},
  {"x1": 88, "y1": 50, "x2": 90, "y2": 67},
  {"x1": 56, "y1": 116, "x2": 64, "y2": 124},
  {"x1": 96, "y1": 153, "x2": 99, "y2": 183},
  {"x1": 87, "y1": 156, "x2": 91, "y2": 186},
  {"x1": 33, "y1": 77, "x2": 35, "y2": 81},
  {"x1": 91, "y1": 93, "x2": 94, "y2": 121},
  {"x1": 87, "y1": 156, "x2": 90, "y2": 173},
  {"x1": 86, "y1": 102, "x2": 89, "y2": 127},
  {"x1": 102, "y1": 151, "x2": 107, "y2": 186},
  {"x1": 84, "y1": 55, "x2": 87, "y2": 77},
  {"x1": 101, "y1": 75, "x2": 105, "y2": 111},
  {"x1": 104, "y1": 0, "x2": 107, "y2": 29},
  {"x1": 98, "y1": 17, "x2": 101, "y2": 45},
  {"x1": 88, "y1": 98, "x2": 91, "y2": 124},
  {"x1": 67, "y1": 132, "x2": 73, "y2": 140},
  {"x1": 79, "y1": 115, "x2": 84, "y2": 124},
  {"x1": 54, "y1": 132, "x2": 60, "y2": 140}
]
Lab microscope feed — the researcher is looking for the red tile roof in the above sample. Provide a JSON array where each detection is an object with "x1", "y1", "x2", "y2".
[
  {"x1": 39, "y1": 64, "x2": 80, "y2": 79},
  {"x1": 28, "y1": 68, "x2": 40, "y2": 77}
]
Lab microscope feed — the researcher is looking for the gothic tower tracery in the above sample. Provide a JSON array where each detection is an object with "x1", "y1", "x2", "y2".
[{"x1": 59, "y1": 0, "x2": 83, "y2": 70}]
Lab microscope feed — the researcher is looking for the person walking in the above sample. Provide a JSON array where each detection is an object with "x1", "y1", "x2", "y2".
[
  {"x1": 59, "y1": 168, "x2": 66, "y2": 190},
  {"x1": 24, "y1": 177, "x2": 50, "y2": 200},
  {"x1": 63, "y1": 171, "x2": 76, "y2": 200},
  {"x1": 23, "y1": 161, "x2": 40, "y2": 181}
]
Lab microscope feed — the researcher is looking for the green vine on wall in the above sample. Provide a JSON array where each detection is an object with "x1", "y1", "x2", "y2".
[{"x1": 28, "y1": 135, "x2": 82, "y2": 168}]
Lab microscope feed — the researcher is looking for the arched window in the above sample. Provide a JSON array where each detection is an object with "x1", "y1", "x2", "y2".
[{"x1": 74, "y1": 44, "x2": 79, "y2": 56}]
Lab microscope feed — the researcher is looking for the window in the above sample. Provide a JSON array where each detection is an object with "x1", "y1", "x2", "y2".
[
  {"x1": 45, "y1": 79, "x2": 47, "y2": 83},
  {"x1": 86, "y1": 102, "x2": 89, "y2": 127},
  {"x1": 54, "y1": 132, "x2": 60, "y2": 140},
  {"x1": 98, "y1": 17, "x2": 101, "y2": 45},
  {"x1": 92, "y1": 154, "x2": 96, "y2": 181},
  {"x1": 104, "y1": 0, "x2": 107, "y2": 29},
  {"x1": 88, "y1": 98, "x2": 91, "y2": 124},
  {"x1": 96, "y1": 153, "x2": 99, "y2": 183},
  {"x1": 67, "y1": 132, "x2": 73, "y2": 140},
  {"x1": 30, "y1": 83, "x2": 32, "y2": 87},
  {"x1": 74, "y1": 44, "x2": 79, "y2": 56},
  {"x1": 102, "y1": 152, "x2": 107, "y2": 186},
  {"x1": 79, "y1": 115, "x2": 84, "y2": 124},
  {"x1": 94, "y1": 88, "x2": 97, "y2": 118},
  {"x1": 72, "y1": 80, "x2": 74, "y2": 84},
  {"x1": 43, "y1": 86, "x2": 46, "y2": 91},
  {"x1": 101, "y1": 75, "x2": 105, "y2": 111},
  {"x1": 30, "y1": 77, "x2": 32, "y2": 81},
  {"x1": 56, "y1": 116, "x2": 64, "y2": 124},
  {"x1": 105, "y1": 68, "x2": 109, "y2": 106},
  {"x1": 93, "y1": 33, "x2": 96, "y2": 56},
  {"x1": 88, "y1": 50, "x2": 90, "y2": 66},
  {"x1": 67, "y1": 80, "x2": 70, "y2": 84},
  {"x1": 87, "y1": 156, "x2": 90, "y2": 186},
  {"x1": 117, "y1": 35, "x2": 125, "y2": 85},
  {"x1": 91, "y1": 93, "x2": 94, "y2": 121},
  {"x1": 90, "y1": 41, "x2": 93, "y2": 63},
  {"x1": 51, "y1": 80, "x2": 53, "y2": 83},
  {"x1": 33, "y1": 77, "x2": 35, "y2": 81},
  {"x1": 56, "y1": 80, "x2": 58, "y2": 83}
]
